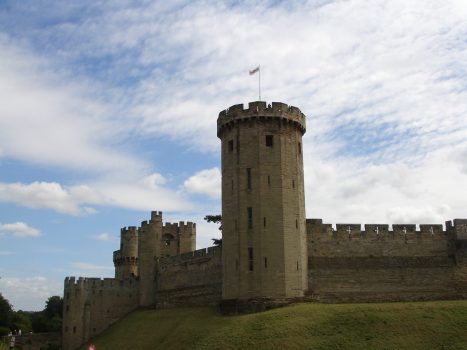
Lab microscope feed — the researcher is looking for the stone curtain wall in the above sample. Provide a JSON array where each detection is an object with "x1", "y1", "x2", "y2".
[
  {"x1": 62, "y1": 277, "x2": 139, "y2": 350},
  {"x1": 155, "y1": 246, "x2": 222, "y2": 308},
  {"x1": 307, "y1": 219, "x2": 467, "y2": 302}
]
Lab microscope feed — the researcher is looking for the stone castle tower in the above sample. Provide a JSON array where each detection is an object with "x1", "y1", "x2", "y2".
[
  {"x1": 217, "y1": 101, "x2": 308, "y2": 299},
  {"x1": 113, "y1": 226, "x2": 138, "y2": 279}
]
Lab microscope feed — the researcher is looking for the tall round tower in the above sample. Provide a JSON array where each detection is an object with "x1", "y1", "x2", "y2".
[{"x1": 217, "y1": 101, "x2": 307, "y2": 300}]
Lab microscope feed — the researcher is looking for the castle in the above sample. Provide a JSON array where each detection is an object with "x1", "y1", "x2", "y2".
[{"x1": 62, "y1": 102, "x2": 467, "y2": 350}]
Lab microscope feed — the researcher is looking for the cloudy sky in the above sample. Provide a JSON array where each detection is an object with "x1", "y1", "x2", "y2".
[{"x1": 1, "y1": 0, "x2": 466, "y2": 311}]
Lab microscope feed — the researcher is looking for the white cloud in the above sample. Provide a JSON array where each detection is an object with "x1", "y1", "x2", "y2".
[
  {"x1": 183, "y1": 168, "x2": 221, "y2": 199},
  {"x1": 0, "y1": 181, "x2": 86, "y2": 215},
  {"x1": 305, "y1": 144, "x2": 467, "y2": 224},
  {"x1": 0, "y1": 276, "x2": 61, "y2": 311},
  {"x1": 0, "y1": 222, "x2": 40, "y2": 238},
  {"x1": 0, "y1": 0, "x2": 466, "y2": 228},
  {"x1": 141, "y1": 173, "x2": 166, "y2": 189},
  {"x1": 0, "y1": 33, "x2": 146, "y2": 175},
  {"x1": 0, "y1": 174, "x2": 192, "y2": 215},
  {"x1": 94, "y1": 233, "x2": 111, "y2": 241},
  {"x1": 70, "y1": 262, "x2": 114, "y2": 279},
  {"x1": 71, "y1": 262, "x2": 113, "y2": 271},
  {"x1": 66, "y1": 0, "x2": 467, "y2": 158}
]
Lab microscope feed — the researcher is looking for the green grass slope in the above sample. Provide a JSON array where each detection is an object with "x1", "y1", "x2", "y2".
[{"x1": 80, "y1": 301, "x2": 467, "y2": 350}]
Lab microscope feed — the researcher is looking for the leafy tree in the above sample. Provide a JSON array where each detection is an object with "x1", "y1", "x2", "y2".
[
  {"x1": 46, "y1": 315, "x2": 62, "y2": 332},
  {"x1": 204, "y1": 215, "x2": 222, "y2": 228},
  {"x1": 32, "y1": 312, "x2": 49, "y2": 333},
  {"x1": 32, "y1": 296, "x2": 63, "y2": 333},
  {"x1": 0, "y1": 292, "x2": 13, "y2": 328},
  {"x1": 12, "y1": 311, "x2": 32, "y2": 332},
  {"x1": 211, "y1": 238, "x2": 222, "y2": 246},
  {"x1": 204, "y1": 215, "x2": 222, "y2": 246},
  {"x1": 44, "y1": 296, "x2": 63, "y2": 319}
]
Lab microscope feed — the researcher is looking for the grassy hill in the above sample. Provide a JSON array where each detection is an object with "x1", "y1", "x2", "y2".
[{"x1": 79, "y1": 300, "x2": 467, "y2": 350}]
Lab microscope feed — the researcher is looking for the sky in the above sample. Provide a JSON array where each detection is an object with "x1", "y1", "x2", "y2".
[{"x1": 0, "y1": 0, "x2": 466, "y2": 311}]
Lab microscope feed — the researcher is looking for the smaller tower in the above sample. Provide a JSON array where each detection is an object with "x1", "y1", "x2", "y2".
[
  {"x1": 113, "y1": 226, "x2": 138, "y2": 279},
  {"x1": 160, "y1": 221, "x2": 196, "y2": 257},
  {"x1": 178, "y1": 221, "x2": 196, "y2": 253},
  {"x1": 138, "y1": 211, "x2": 163, "y2": 307}
]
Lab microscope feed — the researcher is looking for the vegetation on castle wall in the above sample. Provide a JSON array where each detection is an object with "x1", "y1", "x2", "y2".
[{"x1": 78, "y1": 300, "x2": 467, "y2": 350}]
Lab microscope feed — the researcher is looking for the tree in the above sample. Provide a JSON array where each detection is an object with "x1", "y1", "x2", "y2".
[
  {"x1": 204, "y1": 215, "x2": 222, "y2": 246},
  {"x1": 204, "y1": 215, "x2": 222, "y2": 229},
  {"x1": 44, "y1": 296, "x2": 63, "y2": 319},
  {"x1": 12, "y1": 311, "x2": 32, "y2": 332},
  {"x1": 0, "y1": 292, "x2": 13, "y2": 328},
  {"x1": 32, "y1": 296, "x2": 63, "y2": 333}
]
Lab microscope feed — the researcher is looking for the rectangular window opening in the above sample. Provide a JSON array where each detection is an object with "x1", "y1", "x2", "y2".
[
  {"x1": 296, "y1": 261, "x2": 299, "y2": 271},
  {"x1": 296, "y1": 219, "x2": 298, "y2": 229},
  {"x1": 266, "y1": 135, "x2": 273, "y2": 147},
  {"x1": 292, "y1": 180, "x2": 295, "y2": 188},
  {"x1": 298, "y1": 142, "x2": 302, "y2": 154},
  {"x1": 263, "y1": 217, "x2": 266, "y2": 227},
  {"x1": 248, "y1": 248, "x2": 254, "y2": 271},
  {"x1": 247, "y1": 168, "x2": 252, "y2": 190},
  {"x1": 247, "y1": 207, "x2": 253, "y2": 229},
  {"x1": 268, "y1": 175, "x2": 271, "y2": 186},
  {"x1": 228, "y1": 140, "x2": 234, "y2": 152},
  {"x1": 264, "y1": 257, "x2": 268, "y2": 268}
]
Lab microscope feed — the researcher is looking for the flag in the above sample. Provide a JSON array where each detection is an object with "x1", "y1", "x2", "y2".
[{"x1": 249, "y1": 66, "x2": 259, "y2": 75}]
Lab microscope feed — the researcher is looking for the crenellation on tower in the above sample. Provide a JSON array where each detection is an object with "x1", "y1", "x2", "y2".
[{"x1": 217, "y1": 101, "x2": 306, "y2": 138}]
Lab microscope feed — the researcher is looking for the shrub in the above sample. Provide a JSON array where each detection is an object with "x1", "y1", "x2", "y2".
[{"x1": 0, "y1": 327, "x2": 11, "y2": 337}]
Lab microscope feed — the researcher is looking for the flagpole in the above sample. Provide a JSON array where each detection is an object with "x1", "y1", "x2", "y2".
[{"x1": 258, "y1": 65, "x2": 261, "y2": 101}]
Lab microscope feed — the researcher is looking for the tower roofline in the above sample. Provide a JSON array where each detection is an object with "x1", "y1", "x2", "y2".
[{"x1": 217, "y1": 101, "x2": 306, "y2": 137}]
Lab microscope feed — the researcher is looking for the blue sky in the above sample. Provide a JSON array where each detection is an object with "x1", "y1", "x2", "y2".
[{"x1": 0, "y1": 0, "x2": 467, "y2": 311}]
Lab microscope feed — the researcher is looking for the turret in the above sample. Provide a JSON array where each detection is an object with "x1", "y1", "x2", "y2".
[{"x1": 113, "y1": 226, "x2": 138, "y2": 279}]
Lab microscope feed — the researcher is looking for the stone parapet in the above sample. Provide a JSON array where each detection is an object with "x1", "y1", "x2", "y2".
[{"x1": 217, "y1": 101, "x2": 306, "y2": 137}]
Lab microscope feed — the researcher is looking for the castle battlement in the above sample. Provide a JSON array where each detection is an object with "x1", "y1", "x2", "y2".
[
  {"x1": 121, "y1": 226, "x2": 138, "y2": 234},
  {"x1": 162, "y1": 221, "x2": 196, "y2": 233},
  {"x1": 306, "y1": 219, "x2": 456, "y2": 241},
  {"x1": 64, "y1": 276, "x2": 137, "y2": 290},
  {"x1": 217, "y1": 101, "x2": 306, "y2": 137},
  {"x1": 158, "y1": 246, "x2": 221, "y2": 268}
]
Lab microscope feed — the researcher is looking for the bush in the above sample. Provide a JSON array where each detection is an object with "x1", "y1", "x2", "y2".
[{"x1": 0, "y1": 327, "x2": 10, "y2": 337}]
